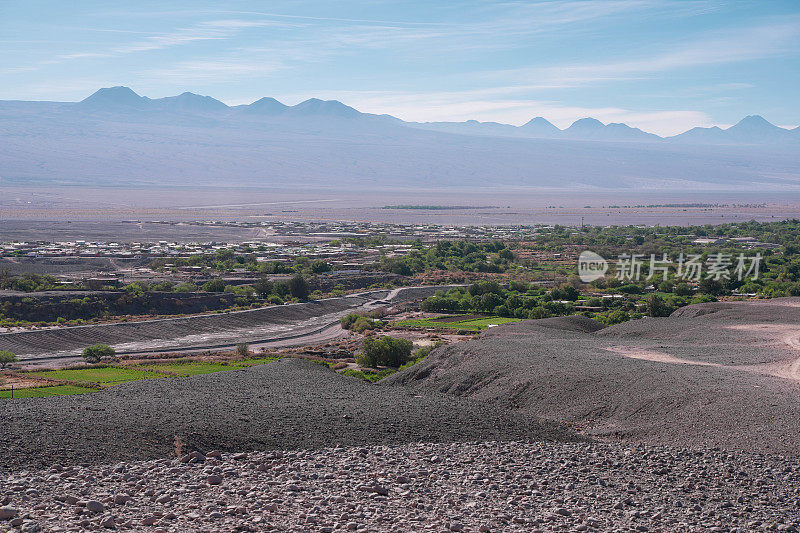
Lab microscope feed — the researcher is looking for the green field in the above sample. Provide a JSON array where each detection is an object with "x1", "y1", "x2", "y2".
[
  {"x1": 5, "y1": 358, "x2": 281, "y2": 400},
  {"x1": 30, "y1": 366, "x2": 164, "y2": 385},
  {"x1": 394, "y1": 315, "x2": 521, "y2": 331},
  {"x1": 0, "y1": 385, "x2": 96, "y2": 399},
  {"x1": 455, "y1": 317, "x2": 522, "y2": 327}
]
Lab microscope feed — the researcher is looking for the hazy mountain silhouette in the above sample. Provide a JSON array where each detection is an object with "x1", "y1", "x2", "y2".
[
  {"x1": 79, "y1": 86, "x2": 148, "y2": 109},
  {"x1": 1, "y1": 87, "x2": 798, "y2": 191},
  {"x1": 668, "y1": 115, "x2": 794, "y2": 145},
  {"x1": 237, "y1": 97, "x2": 288, "y2": 115},
  {"x1": 520, "y1": 117, "x2": 561, "y2": 137},
  {"x1": 151, "y1": 92, "x2": 228, "y2": 113}
]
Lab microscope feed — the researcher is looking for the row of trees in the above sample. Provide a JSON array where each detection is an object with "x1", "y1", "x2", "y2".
[
  {"x1": 377, "y1": 240, "x2": 517, "y2": 276},
  {"x1": 150, "y1": 251, "x2": 332, "y2": 276}
]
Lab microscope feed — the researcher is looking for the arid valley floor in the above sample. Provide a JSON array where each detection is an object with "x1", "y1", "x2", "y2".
[{"x1": 4, "y1": 298, "x2": 800, "y2": 531}]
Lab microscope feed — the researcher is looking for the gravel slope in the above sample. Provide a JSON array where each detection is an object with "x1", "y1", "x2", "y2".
[
  {"x1": 385, "y1": 299, "x2": 800, "y2": 454},
  {"x1": 0, "y1": 359, "x2": 574, "y2": 473},
  {"x1": 3, "y1": 441, "x2": 799, "y2": 532}
]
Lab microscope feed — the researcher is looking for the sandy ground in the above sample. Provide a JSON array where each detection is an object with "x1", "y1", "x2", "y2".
[
  {"x1": 605, "y1": 321, "x2": 800, "y2": 381},
  {"x1": 602, "y1": 346, "x2": 720, "y2": 367}
]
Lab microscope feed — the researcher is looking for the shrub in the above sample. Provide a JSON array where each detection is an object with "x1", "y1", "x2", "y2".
[
  {"x1": 150, "y1": 281, "x2": 175, "y2": 292},
  {"x1": 123, "y1": 282, "x2": 146, "y2": 295},
  {"x1": 617, "y1": 284, "x2": 643, "y2": 294},
  {"x1": 0, "y1": 350, "x2": 18, "y2": 368},
  {"x1": 340, "y1": 313, "x2": 359, "y2": 329},
  {"x1": 357, "y1": 336, "x2": 413, "y2": 368},
  {"x1": 342, "y1": 313, "x2": 377, "y2": 333},
  {"x1": 400, "y1": 341, "x2": 444, "y2": 370},
  {"x1": 202, "y1": 278, "x2": 227, "y2": 292},
  {"x1": 174, "y1": 282, "x2": 198, "y2": 293},
  {"x1": 235, "y1": 343, "x2": 250, "y2": 357},
  {"x1": 603, "y1": 309, "x2": 630, "y2": 325},
  {"x1": 351, "y1": 317, "x2": 376, "y2": 333},
  {"x1": 82, "y1": 344, "x2": 115, "y2": 364}
]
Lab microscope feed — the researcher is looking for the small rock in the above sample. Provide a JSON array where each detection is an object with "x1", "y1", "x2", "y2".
[
  {"x1": 0, "y1": 506, "x2": 18, "y2": 520},
  {"x1": 206, "y1": 475, "x2": 223, "y2": 486},
  {"x1": 141, "y1": 516, "x2": 159, "y2": 526},
  {"x1": 86, "y1": 501, "x2": 105, "y2": 514},
  {"x1": 21, "y1": 521, "x2": 40, "y2": 533}
]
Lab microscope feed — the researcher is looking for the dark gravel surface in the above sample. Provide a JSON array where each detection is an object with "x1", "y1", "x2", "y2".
[
  {"x1": 0, "y1": 359, "x2": 576, "y2": 473},
  {"x1": 386, "y1": 299, "x2": 800, "y2": 454},
  {"x1": 3, "y1": 441, "x2": 800, "y2": 532}
]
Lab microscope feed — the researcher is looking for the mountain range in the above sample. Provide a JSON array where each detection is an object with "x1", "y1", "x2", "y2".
[
  {"x1": 0, "y1": 86, "x2": 798, "y2": 191},
  {"x1": 74, "y1": 86, "x2": 799, "y2": 145}
]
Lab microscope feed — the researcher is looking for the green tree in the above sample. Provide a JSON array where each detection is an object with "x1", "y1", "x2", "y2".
[
  {"x1": 675, "y1": 283, "x2": 693, "y2": 296},
  {"x1": 310, "y1": 260, "x2": 331, "y2": 273},
  {"x1": 252, "y1": 277, "x2": 274, "y2": 298},
  {"x1": 358, "y1": 336, "x2": 413, "y2": 368},
  {"x1": 0, "y1": 350, "x2": 18, "y2": 368},
  {"x1": 288, "y1": 274, "x2": 310, "y2": 300},
  {"x1": 529, "y1": 307, "x2": 551, "y2": 319},
  {"x1": 645, "y1": 294, "x2": 673, "y2": 317},
  {"x1": 82, "y1": 344, "x2": 115, "y2": 364},
  {"x1": 698, "y1": 277, "x2": 725, "y2": 296}
]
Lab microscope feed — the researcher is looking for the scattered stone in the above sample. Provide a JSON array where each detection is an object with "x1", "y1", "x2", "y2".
[
  {"x1": 0, "y1": 506, "x2": 18, "y2": 520},
  {"x1": 86, "y1": 501, "x2": 105, "y2": 514},
  {"x1": 1, "y1": 441, "x2": 799, "y2": 531}
]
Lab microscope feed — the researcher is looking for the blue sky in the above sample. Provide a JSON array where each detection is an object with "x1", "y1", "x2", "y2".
[{"x1": 1, "y1": 0, "x2": 798, "y2": 135}]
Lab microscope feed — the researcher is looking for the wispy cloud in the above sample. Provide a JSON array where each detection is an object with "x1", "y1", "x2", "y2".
[
  {"x1": 497, "y1": 17, "x2": 800, "y2": 87},
  {"x1": 113, "y1": 23, "x2": 233, "y2": 54},
  {"x1": 143, "y1": 58, "x2": 284, "y2": 82}
]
